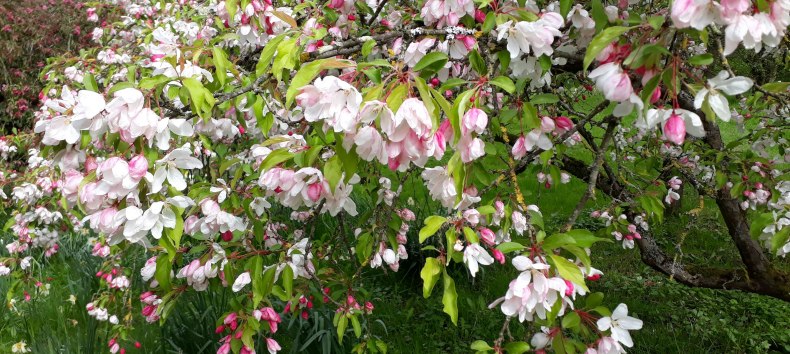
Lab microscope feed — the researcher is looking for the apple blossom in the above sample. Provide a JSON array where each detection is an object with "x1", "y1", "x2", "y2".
[{"x1": 597, "y1": 304, "x2": 643, "y2": 347}]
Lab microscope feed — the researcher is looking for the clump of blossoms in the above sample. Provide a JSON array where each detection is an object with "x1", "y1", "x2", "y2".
[{"x1": 1, "y1": 0, "x2": 788, "y2": 352}]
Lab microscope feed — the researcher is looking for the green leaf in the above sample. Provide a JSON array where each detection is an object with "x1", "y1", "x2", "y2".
[
  {"x1": 688, "y1": 53, "x2": 714, "y2": 66},
  {"x1": 139, "y1": 75, "x2": 174, "y2": 90},
  {"x1": 225, "y1": 0, "x2": 239, "y2": 23},
  {"x1": 771, "y1": 227, "x2": 790, "y2": 254},
  {"x1": 421, "y1": 257, "x2": 442, "y2": 298},
  {"x1": 560, "y1": 0, "x2": 572, "y2": 18},
  {"x1": 561, "y1": 311, "x2": 581, "y2": 329},
  {"x1": 155, "y1": 256, "x2": 172, "y2": 291},
  {"x1": 490, "y1": 76, "x2": 515, "y2": 94},
  {"x1": 256, "y1": 34, "x2": 286, "y2": 76},
  {"x1": 286, "y1": 58, "x2": 356, "y2": 107},
  {"x1": 323, "y1": 155, "x2": 343, "y2": 192},
  {"x1": 762, "y1": 81, "x2": 790, "y2": 93},
  {"x1": 542, "y1": 233, "x2": 577, "y2": 250},
  {"x1": 504, "y1": 341, "x2": 531, "y2": 354},
  {"x1": 83, "y1": 73, "x2": 98, "y2": 92},
  {"x1": 566, "y1": 229, "x2": 611, "y2": 248},
  {"x1": 584, "y1": 26, "x2": 631, "y2": 71},
  {"x1": 168, "y1": 213, "x2": 184, "y2": 251},
  {"x1": 414, "y1": 77, "x2": 439, "y2": 130},
  {"x1": 531, "y1": 93, "x2": 559, "y2": 105},
  {"x1": 337, "y1": 315, "x2": 348, "y2": 344},
  {"x1": 260, "y1": 266, "x2": 276, "y2": 299},
  {"x1": 482, "y1": 12, "x2": 496, "y2": 33},
  {"x1": 442, "y1": 271, "x2": 458, "y2": 325},
  {"x1": 648, "y1": 15, "x2": 665, "y2": 30},
  {"x1": 182, "y1": 77, "x2": 214, "y2": 119},
  {"x1": 413, "y1": 52, "x2": 448, "y2": 74},
  {"x1": 463, "y1": 226, "x2": 480, "y2": 244},
  {"x1": 477, "y1": 205, "x2": 496, "y2": 215},
  {"x1": 585, "y1": 292, "x2": 604, "y2": 308},
  {"x1": 750, "y1": 213, "x2": 774, "y2": 239},
  {"x1": 108, "y1": 82, "x2": 136, "y2": 95},
  {"x1": 282, "y1": 265, "x2": 294, "y2": 296},
  {"x1": 496, "y1": 242, "x2": 525, "y2": 253},
  {"x1": 212, "y1": 47, "x2": 231, "y2": 85},
  {"x1": 419, "y1": 216, "x2": 447, "y2": 243},
  {"x1": 468, "y1": 50, "x2": 487, "y2": 75},
  {"x1": 361, "y1": 40, "x2": 377, "y2": 57},
  {"x1": 387, "y1": 84, "x2": 409, "y2": 112},
  {"x1": 259, "y1": 148, "x2": 295, "y2": 171},
  {"x1": 549, "y1": 254, "x2": 588, "y2": 291},
  {"x1": 471, "y1": 340, "x2": 493, "y2": 351},
  {"x1": 591, "y1": 0, "x2": 608, "y2": 31},
  {"x1": 356, "y1": 232, "x2": 374, "y2": 264},
  {"x1": 451, "y1": 89, "x2": 477, "y2": 143},
  {"x1": 351, "y1": 315, "x2": 362, "y2": 338}
]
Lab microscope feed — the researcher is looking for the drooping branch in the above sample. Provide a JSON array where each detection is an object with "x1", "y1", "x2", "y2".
[
  {"x1": 560, "y1": 153, "x2": 790, "y2": 301},
  {"x1": 677, "y1": 91, "x2": 777, "y2": 282},
  {"x1": 561, "y1": 122, "x2": 616, "y2": 232}
]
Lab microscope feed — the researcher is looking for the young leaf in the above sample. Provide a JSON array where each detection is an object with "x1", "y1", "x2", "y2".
[
  {"x1": 584, "y1": 26, "x2": 631, "y2": 71},
  {"x1": 490, "y1": 76, "x2": 516, "y2": 94},
  {"x1": 419, "y1": 216, "x2": 447, "y2": 243},
  {"x1": 442, "y1": 271, "x2": 458, "y2": 325},
  {"x1": 688, "y1": 53, "x2": 714, "y2": 66},
  {"x1": 549, "y1": 254, "x2": 588, "y2": 291},
  {"x1": 413, "y1": 52, "x2": 448, "y2": 75},
  {"x1": 420, "y1": 257, "x2": 442, "y2": 298}
]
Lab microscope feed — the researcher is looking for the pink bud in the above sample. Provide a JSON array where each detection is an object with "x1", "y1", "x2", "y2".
[
  {"x1": 650, "y1": 86, "x2": 662, "y2": 104},
  {"x1": 458, "y1": 35, "x2": 476, "y2": 50},
  {"x1": 554, "y1": 116, "x2": 573, "y2": 134},
  {"x1": 223, "y1": 312, "x2": 237, "y2": 325},
  {"x1": 266, "y1": 338, "x2": 281, "y2": 353},
  {"x1": 492, "y1": 249, "x2": 505, "y2": 264},
  {"x1": 474, "y1": 9, "x2": 486, "y2": 23},
  {"x1": 307, "y1": 182, "x2": 323, "y2": 202},
  {"x1": 217, "y1": 343, "x2": 231, "y2": 354},
  {"x1": 128, "y1": 155, "x2": 148, "y2": 180},
  {"x1": 221, "y1": 231, "x2": 233, "y2": 242},
  {"x1": 479, "y1": 228, "x2": 496, "y2": 246},
  {"x1": 663, "y1": 113, "x2": 686, "y2": 145},
  {"x1": 564, "y1": 280, "x2": 574, "y2": 296}
]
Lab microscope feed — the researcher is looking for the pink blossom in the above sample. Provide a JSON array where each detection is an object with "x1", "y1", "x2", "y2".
[
  {"x1": 461, "y1": 108, "x2": 488, "y2": 136},
  {"x1": 266, "y1": 338, "x2": 281, "y2": 354},
  {"x1": 662, "y1": 113, "x2": 687, "y2": 145},
  {"x1": 492, "y1": 249, "x2": 506, "y2": 264},
  {"x1": 479, "y1": 228, "x2": 496, "y2": 246},
  {"x1": 589, "y1": 63, "x2": 633, "y2": 102},
  {"x1": 554, "y1": 116, "x2": 573, "y2": 134},
  {"x1": 128, "y1": 155, "x2": 148, "y2": 180}
]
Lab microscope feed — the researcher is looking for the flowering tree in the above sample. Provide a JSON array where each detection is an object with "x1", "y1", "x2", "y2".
[{"x1": 1, "y1": 0, "x2": 789, "y2": 353}]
